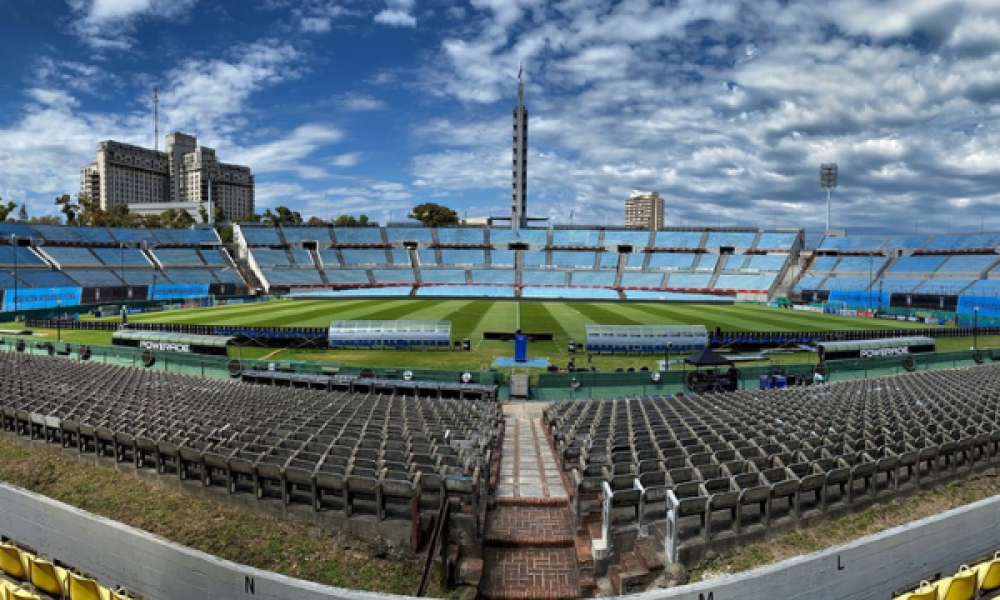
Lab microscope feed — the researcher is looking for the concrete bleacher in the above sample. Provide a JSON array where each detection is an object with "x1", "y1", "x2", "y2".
[
  {"x1": 420, "y1": 269, "x2": 467, "y2": 284},
  {"x1": 647, "y1": 253, "x2": 697, "y2": 270},
  {"x1": 653, "y1": 231, "x2": 703, "y2": 249},
  {"x1": 570, "y1": 271, "x2": 616, "y2": 287},
  {"x1": 323, "y1": 269, "x2": 369, "y2": 285},
  {"x1": 439, "y1": 249, "x2": 486, "y2": 265},
  {"x1": 436, "y1": 227, "x2": 485, "y2": 245},
  {"x1": 550, "y1": 229, "x2": 601, "y2": 247},
  {"x1": 470, "y1": 270, "x2": 515, "y2": 285},
  {"x1": 416, "y1": 285, "x2": 514, "y2": 298},
  {"x1": 92, "y1": 248, "x2": 150, "y2": 268},
  {"x1": 245, "y1": 224, "x2": 800, "y2": 299},
  {"x1": 522, "y1": 286, "x2": 619, "y2": 300},
  {"x1": 280, "y1": 227, "x2": 332, "y2": 245},
  {"x1": 0, "y1": 352, "x2": 500, "y2": 536},
  {"x1": 602, "y1": 230, "x2": 652, "y2": 248},
  {"x1": 153, "y1": 248, "x2": 207, "y2": 267},
  {"x1": 332, "y1": 227, "x2": 384, "y2": 245},
  {"x1": 546, "y1": 365, "x2": 1000, "y2": 566},
  {"x1": 240, "y1": 227, "x2": 284, "y2": 246}
]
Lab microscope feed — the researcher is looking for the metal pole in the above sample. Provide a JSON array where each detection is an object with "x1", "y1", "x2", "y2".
[
  {"x1": 57, "y1": 300, "x2": 61, "y2": 342},
  {"x1": 11, "y1": 234, "x2": 17, "y2": 314},
  {"x1": 974, "y1": 306, "x2": 979, "y2": 352}
]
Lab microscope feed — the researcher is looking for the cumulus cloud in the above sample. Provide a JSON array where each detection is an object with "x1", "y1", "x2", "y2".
[
  {"x1": 67, "y1": 0, "x2": 200, "y2": 49},
  {"x1": 374, "y1": 0, "x2": 415, "y2": 27}
]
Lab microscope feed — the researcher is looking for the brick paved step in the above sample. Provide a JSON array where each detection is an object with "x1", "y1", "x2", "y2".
[
  {"x1": 480, "y1": 546, "x2": 582, "y2": 600},
  {"x1": 496, "y1": 495, "x2": 569, "y2": 508},
  {"x1": 486, "y1": 505, "x2": 575, "y2": 547}
]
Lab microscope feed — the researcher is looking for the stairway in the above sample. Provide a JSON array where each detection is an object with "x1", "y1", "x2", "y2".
[{"x1": 479, "y1": 410, "x2": 587, "y2": 600}]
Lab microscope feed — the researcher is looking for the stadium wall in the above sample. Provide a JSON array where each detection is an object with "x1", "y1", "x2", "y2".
[{"x1": 1, "y1": 479, "x2": 999, "y2": 600}]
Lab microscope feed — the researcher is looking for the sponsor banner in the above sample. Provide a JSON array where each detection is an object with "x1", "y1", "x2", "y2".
[
  {"x1": 860, "y1": 346, "x2": 910, "y2": 358},
  {"x1": 150, "y1": 284, "x2": 210, "y2": 300},
  {"x1": 3, "y1": 287, "x2": 83, "y2": 311},
  {"x1": 828, "y1": 290, "x2": 892, "y2": 308},
  {"x1": 958, "y1": 296, "x2": 1000, "y2": 317},
  {"x1": 793, "y1": 305, "x2": 823, "y2": 312},
  {"x1": 138, "y1": 340, "x2": 192, "y2": 353}
]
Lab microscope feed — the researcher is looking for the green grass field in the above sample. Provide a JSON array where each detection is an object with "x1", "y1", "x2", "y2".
[{"x1": 41, "y1": 298, "x2": 969, "y2": 372}]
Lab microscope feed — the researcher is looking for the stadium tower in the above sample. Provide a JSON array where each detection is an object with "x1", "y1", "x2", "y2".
[{"x1": 511, "y1": 64, "x2": 528, "y2": 229}]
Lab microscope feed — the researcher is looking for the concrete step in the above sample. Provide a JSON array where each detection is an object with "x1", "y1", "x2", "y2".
[
  {"x1": 480, "y1": 546, "x2": 582, "y2": 600},
  {"x1": 485, "y1": 504, "x2": 574, "y2": 547}
]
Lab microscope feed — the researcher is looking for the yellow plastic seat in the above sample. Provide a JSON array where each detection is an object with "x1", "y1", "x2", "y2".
[
  {"x1": 6, "y1": 587, "x2": 42, "y2": 600},
  {"x1": 937, "y1": 566, "x2": 976, "y2": 600},
  {"x1": 895, "y1": 580, "x2": 937, "y2": 600},
  {"x1": 976, "y1": 553, "x2": 1000, "y2": 593},
  {"x1": 67, "y1": 571, "x2": 113, "y2": 600},
  {"x1": 27, "y1": 555, "x2": 69, "y2": 597},
  {"x1": 0, "y1": 542, "x2": 29, "y2": 581}
]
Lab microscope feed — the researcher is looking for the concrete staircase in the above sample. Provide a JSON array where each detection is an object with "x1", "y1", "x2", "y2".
[{"x1": 479, "y1": 410, "x2": 583, "y2": 600}]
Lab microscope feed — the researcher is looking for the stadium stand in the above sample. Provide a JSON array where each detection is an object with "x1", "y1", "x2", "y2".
[
  {"x1": 416, "y1": 285, "x2": 514, "y2": 298},
  {"x1": 653, "y1": 231, "x2": 704, "y2": 250},
  {"x1": 332, "y1": 227, "x2": 384, "y2": 246},
  {"x1": 545, "y1": 365, "x2": 1000, "y2": 564},
  {"x1": 470, "y1": 270, "x2": 515, "y2": 285},
  {"x1": 239, "y1": 227, "x2": 283, "y2": 246},
  {"x1": 522, "y1": 287, "x2": 619, "y2": 300},
  {"x1": 602, "y1": 230, "x2": 652, "y2": 248},
  {"x1": 420, "y1": 269, "x2": 468, "y2": 284},
  {"x1": 385, "y1": 227, "x2": 433, "y2": 244},
  {"x1": 0, "y1": 352, "x2": 500, "y2": 534},
  {"x1": 436, "y1": 228, "x2": 485, "y2": 246},
  {"x1": 551, "y1": 229, "x2": 601, "y2": 247},
  {"x1": 489, "y1": 228, "x2": 548, "y2": 246},
  {"x1": 281, "y1": 227, "x2": 332, "y2": 245}
]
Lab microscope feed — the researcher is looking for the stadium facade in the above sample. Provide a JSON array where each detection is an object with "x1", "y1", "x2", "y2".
[{"x1": 80, "y1": 132, "x2": 255, "y2": 221}]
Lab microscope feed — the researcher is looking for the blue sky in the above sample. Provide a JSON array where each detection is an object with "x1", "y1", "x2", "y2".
[{"x1": 2, "y1": 0, "x2": 1000, "y2": 235}]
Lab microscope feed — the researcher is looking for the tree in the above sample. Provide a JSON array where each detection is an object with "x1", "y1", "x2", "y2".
[
  {"x1": 262, "y1": 205, "x2": 303, "y2": 226},
  {"x1": 76, "y1": 193, "x2": 106, "y2": 226},
  {"x1": 55, "y1": 194, "x2": 78, "y2": 224},
  {"x1": 408, "y1": 203, "x2": 458, "y2": 227},
  {"x1": 217, "y1": 224, "x2": 234, "y2": 243},
  {"x1": 28, "y1": 215, "x2": 62, "y2": 225},
  {"x1": 306, "y1": 216, "x2": 328, "y2": 226},
  {"x1": 106, "y1": 204, "x2": 142, "y2": 228},
  {"x1": 16, "y1": 205, "x2": 27, "y2": 222},
  {"x1": 198, "y1": 204, "x2": 209, "y2": 224},
  {"x1": 333, "y1": 214, "x2": 373, "y2": 227},
  {"x1": 0, "y1": 199, "x2": 16, "y2": 222},
  {"x1": 159, "y1": 208, "x2": 195, "y2": 229}
]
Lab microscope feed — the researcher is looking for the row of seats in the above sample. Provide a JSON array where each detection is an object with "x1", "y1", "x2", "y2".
[
  {"x1": 242, "y1": 226, "x2": 798, "y2": 253},
  {"x1": 0, "y1": 538, "x2": 131, "y2": 600},
  {"x1": 895, "y1": 552, "x2": 1000, "y2": 600},
  {"x1": 544, "y1": 365, "x2": 1000, "y2": 556},
  {"x1": 0, "y1": 353, "x2": 501, "y2": 530}
]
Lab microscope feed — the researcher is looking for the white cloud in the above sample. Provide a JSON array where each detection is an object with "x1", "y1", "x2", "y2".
[
  {"x1": 338, "y1": 92, "x2": 386, "y2": 111},
  {"x1": 374, "y1": 0, "x2": 415, "y2": 27},
  {"x1": 68, "y1": 0, "x2": 200, "y2": 49},
  {"x1": 331, "y1": 152, "x2": 362, "y2": 167},
  {"x1": 374, "y1": 9, "x2": 416, "y2": 27},
  {"x1": 300, "y1": 17, "x2": 332, "y2": 32}
]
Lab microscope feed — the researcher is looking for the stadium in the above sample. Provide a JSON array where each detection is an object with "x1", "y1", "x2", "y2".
[{"x1": 0, "y1": 219, "x2": 1000, "y2": 600}]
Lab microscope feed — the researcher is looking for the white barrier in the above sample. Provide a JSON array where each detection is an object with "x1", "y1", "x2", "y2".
[{"x1": 1, "y1": 481, "x2": 999, "y2": 600}]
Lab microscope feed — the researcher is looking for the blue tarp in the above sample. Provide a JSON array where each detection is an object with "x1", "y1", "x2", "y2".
[{"x1": 828, "y1": 290, "x2": 892, "y2": 308}]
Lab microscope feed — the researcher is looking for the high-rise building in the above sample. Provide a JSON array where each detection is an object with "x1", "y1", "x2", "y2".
[
  {"x1": 624, "y1": 191, "x2": 664, "y2": 230},
  {"x1": 511, "y1": 66, "x2": 528, "y2": 230},
  {"x1": 80, "y1": 132, "x2": 254, "y2": 221}
]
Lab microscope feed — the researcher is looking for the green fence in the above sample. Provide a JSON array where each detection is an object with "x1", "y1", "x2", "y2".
[
  {"x1": 532, "y1": 350, "x2": 988, "y2": 401},
  {"x1": 0, "y1": 338, "x2": 505, "y2": 387}
]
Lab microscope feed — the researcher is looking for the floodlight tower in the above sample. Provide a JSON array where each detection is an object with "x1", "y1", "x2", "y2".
[{"x1": 820, "y1": 163, "x2": 838, "y2": 233}]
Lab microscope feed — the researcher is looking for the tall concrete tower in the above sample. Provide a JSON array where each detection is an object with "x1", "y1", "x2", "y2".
[{"x1": 511, "y1": 64, "x2": 528, "y2": 230}]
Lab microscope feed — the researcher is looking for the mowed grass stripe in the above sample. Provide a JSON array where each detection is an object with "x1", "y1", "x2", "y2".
[
  {"x1": 519, "y1": 302, "x2": 573, "y2": 340},
  {"x1": 470, "y1": 302, "x2": 517, "y2": 338},
  {"x1": 439, "y1": 301, "x2": 495, "y2": 339}
]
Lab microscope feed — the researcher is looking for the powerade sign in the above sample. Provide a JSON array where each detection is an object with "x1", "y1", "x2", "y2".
[
  {"x1": 139, "y1": 340, "x2": 192, "y2": 353},
  {"x1": 150, "y1": 284, "x2": 210, "y2": 300},
  {"x1": 3, "y1": 287, "x2": 83, "y2": 311},
  {"x1": 860, "y1": 346, "x2": 909, "y2": 358}
]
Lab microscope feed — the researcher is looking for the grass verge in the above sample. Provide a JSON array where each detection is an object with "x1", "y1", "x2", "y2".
[{"x1": 0, "y1": 438, "x2": 447, "y2": 597}]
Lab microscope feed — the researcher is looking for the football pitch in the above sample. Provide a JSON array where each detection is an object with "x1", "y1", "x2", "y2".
[
  {"x1": 122, "y1": 298, "x2": 933, "y2": 340},
  {"x1": 86, "y1": 298, "x2": 948, "y2": 371}
]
